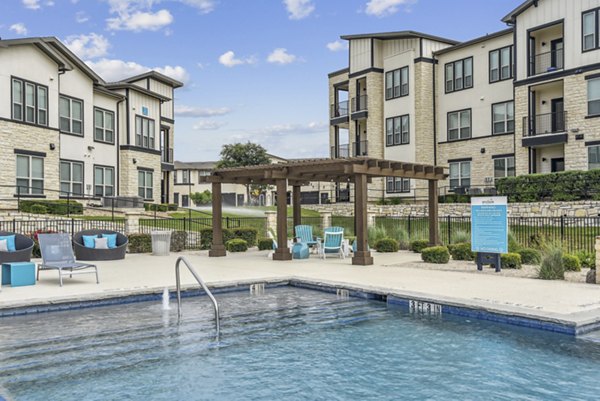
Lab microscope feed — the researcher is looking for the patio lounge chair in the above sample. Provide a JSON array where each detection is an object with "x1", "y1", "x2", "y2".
[
  {"x1": 294, "y1": 225, "x2": 319, "y2": 249},
  {"x1": 0, "y1": 231, "x2": 34, "y2": 264},
  {"x1": 37, "y1": 233, "x2": 99, "y2": 287},
  {"x1": 72, "y1": 229, "x2": 128, "y2": 261},
  {"x1": 318, "y1": 229, "x2": 345, "y2": 260}
]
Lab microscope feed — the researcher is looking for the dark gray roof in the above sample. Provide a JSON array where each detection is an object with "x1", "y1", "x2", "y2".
[
  {"x1": 174, "y1": 161, "x2": 217, "y2": 170},
  {"x1": 433, "y1": 28, "x2": 514, "y2": 56},
  {"x1": 502, "y1": 0, "x2": 537, "y2": 23},
  {"x1": 105, "y1": 82, "x2": 171, "y2": 101},
  {"x1": 340, "y1": 30, "x2": 458, "y2": 45},
  {"x1": 123, "y1": 71, "x2": 184, "y2": 89}
]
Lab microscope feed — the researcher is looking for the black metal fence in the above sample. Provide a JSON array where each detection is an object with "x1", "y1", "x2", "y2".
[
  {"x1": 373, "y1": 215, "x2": 600, "y2": 253},
  {"x1": 0, "y1": 218, "x2": 126, "y2": 237}
]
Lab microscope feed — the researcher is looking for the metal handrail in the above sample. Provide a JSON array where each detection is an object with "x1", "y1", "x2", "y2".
[{"x1": 175, "y1": 256, "x2": 220, "y2": 335}]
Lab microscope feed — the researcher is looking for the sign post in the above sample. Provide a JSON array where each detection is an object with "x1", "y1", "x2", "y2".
[{"x1": 471, "y1": 197, "x2": 508, "y2": 272}]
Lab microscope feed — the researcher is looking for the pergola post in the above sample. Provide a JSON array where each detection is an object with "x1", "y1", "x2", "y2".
[
  {"x1": 428, "y1": 179, "x2": 440, "y2": 246},
  {"x1": 352, "y1": 173, "x2": 373, "y2": 266},
  {"x1": 209, "y1": 182, "x2": 226, "y2": 257},
  {"x1": 274, "y1": 179, "x2": 292, "y2": 261},
  {"x1": 292, "y1": 185, "x2": 302, "y2": 229}
]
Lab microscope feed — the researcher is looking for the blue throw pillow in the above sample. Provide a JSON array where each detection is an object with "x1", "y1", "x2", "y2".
[
  {"x1": 102, "y1": 233, "x2": 118, "y2": 249},
  {"x1": 82, "y1": 235, "x2": 97, "y2": 249},
  {"x1": 0, "y1": 235, "x2": 16, "y2": 252}
]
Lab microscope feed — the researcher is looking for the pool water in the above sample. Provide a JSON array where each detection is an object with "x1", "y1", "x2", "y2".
[{"x1": 1, "y1": 287, "x2": 599, "y2": 401}]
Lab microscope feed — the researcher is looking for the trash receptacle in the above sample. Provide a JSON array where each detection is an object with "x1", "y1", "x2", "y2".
[{"x1": 151, "y1": 231, "x2": 172, "y2": 256}]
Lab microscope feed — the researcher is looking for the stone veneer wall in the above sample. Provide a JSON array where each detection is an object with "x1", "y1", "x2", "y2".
[
  {"x1": 514, "y1": 84, "x2": 530, "y2": 176},
  {"x1": 365, "y1": 71, "x2": 385, "y2": 197},
  {"x1": 304, "y1": 201, "x2": 600, "y2": 218},
  {"x1": 0, "y1": 120, "x2": 60, "y2": 207},
  {"x1": 413, "y1": 61, "x2": 436, "y2": 195},
  {"x1": 119, "y1": 149, "x2": 162, "y2": 202}
]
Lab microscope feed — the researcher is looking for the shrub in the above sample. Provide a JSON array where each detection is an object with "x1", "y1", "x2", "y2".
[
  {"x1": 19, "y1": 199, "x2": 83, "y2": 215},
  {"x1": 170, "y1": 231, "x2": 187, "y2": 252},
  {"x1": 562, "y1": 254, "x2": 581, "y2": 272},
  {"x1": 200, "y1": 228, "x2": 234, "y2": 250},
  {"x1": 232, "y1": 228, "x2": 258, "y2": 247},
  {"x1": 387, "y1": 226, "x2": 410, "y2": 250},
  {"x1": 449, "y1": 242, "x2": 475, "y2": 261},
  {"x1": 451, "y1": 230, "x2": 471, "y2": 244},
  {"x1": 128, "y1": 234, "x2": 152, "y2": 253},
  {"x1": 190, "y1": 190, "x2": 212, "y2": 206},
  {"x1": 576, "y1": 251, "x2": 596, "y2": 269},
  {"x1": 258, "y1": 238, "x2": 274, "y2": 251},
  {"x1": 30, "y1": 204, "x2": 48, "y2": 214},
  {"x1": 518, "y1": 248, "x2": 542, "y2": 265},
  {"x1": 368, "y1": 226, "x2": 388, "y2": 246},
  {"x1": 410, "y1": 239, "x2": 430, "y2": 253},
  {"x1": 421, "y1": 246, "x2": 450, "y2": 264},
  {"x1": 166, "y1": 203, "x2": 178, "y2": 211},
  {"x1": 226, "y1": 239, "x2": 248, "y2": 252},
  {"x1": 144, "y1": 203, "x2": 169, "y2": 212},
  {"x1": 501, "y1": 253, "x2": 522, "y2": 269},
  {"x1": 539, "y1": 246, "x2": 565, "y2": 280},
  {"x1": 508, "y1": 231, "x2": 521, "y2": 253},
  {"x1": 374, "y1": 238, "x2": 399, "y2": 253}
]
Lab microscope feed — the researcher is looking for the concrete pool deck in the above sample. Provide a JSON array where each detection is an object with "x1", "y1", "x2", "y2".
[{"x1": 1, "y1": 250, "x2": 600, "y2": 334}]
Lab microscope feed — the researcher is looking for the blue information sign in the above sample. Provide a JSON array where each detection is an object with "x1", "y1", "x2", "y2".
[{"x1": 471, "y1": 197, "x2": 508, "y2": 254}]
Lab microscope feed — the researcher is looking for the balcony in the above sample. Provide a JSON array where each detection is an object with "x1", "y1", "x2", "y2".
[
  {"x1": 351, "y1": 95, "x2": 368, "y2": 112},
  {"x1": 330, "y1": 101, "x2": 349, "y2": 125},
  {"x1": 522, "y1": 111, "x2": 568, "y2": 147},
  {"x1": 331, "y1": 140, "x2": 368, "y2": 158},
  {"x1": 529, "y1": 47, "x2": 563, "y2": 76},
  {"x1": 161, "y1": 147, "x2": 174, "y2": 164}
]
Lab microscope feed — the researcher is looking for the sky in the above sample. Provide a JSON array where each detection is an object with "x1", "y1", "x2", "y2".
[{"x1": 2, "y1": 0, "x2": 524, "y2": 162}]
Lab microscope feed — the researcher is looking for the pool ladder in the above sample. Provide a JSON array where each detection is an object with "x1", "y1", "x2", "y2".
[{"x1": 175, "y1": 257, "x2": 220, "y2": 335}]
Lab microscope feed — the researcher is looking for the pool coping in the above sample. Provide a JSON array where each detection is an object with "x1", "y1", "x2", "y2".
[{"x1": 1, "y1": 276, "x2": 599, "y2": 336}]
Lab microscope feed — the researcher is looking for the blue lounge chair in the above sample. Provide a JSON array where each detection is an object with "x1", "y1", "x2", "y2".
[
  {"x1": 294, "y1": 225, "x2": 319, "y2": 249},
  {"x1": 37, "y1": 233, "x2": 99, "y2": 286},
  {"x1": 318, "y1": 228, "x2": 345, "y2": 259}
]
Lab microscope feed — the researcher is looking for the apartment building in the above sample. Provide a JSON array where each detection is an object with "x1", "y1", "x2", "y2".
[
  {"x1": 328, "y1": 0, "x2": 600, "y2": 199},
  {"x1": 173, "y1": 156, "x2": 333, "y2": 207},
  {"x1": 0, "y1": 37, "x2": 181, "y2": 207}
]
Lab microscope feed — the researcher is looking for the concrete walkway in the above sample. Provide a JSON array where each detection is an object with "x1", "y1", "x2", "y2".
[{"x1": 1, "y1": 250, "x2": 600, "y2": 333}]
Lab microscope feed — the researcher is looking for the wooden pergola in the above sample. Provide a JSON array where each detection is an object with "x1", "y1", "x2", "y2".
[{"x1": 199, "y1": 157, "x2": 447, "y2": 265}]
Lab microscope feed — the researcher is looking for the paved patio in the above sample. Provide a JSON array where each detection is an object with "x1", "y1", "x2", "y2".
[{"x1": 1, "y1": 250, "x2": 600, "y2": 333}]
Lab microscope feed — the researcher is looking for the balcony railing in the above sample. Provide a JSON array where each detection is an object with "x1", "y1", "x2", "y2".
[
  {"x1": 331, "y1": 140, "x2": 368, "y2": 158},
  {"x1": 161, "y1": 147, "x2": 174, "y2": 163},
  {"x1": 351, "y1": 95, "x2": 368, "y2": 113},
  {"x1": 529, "y1": 47, "x2": 563, "y2": 76},
  {"x1": 523, "y1": 111, "x2": 568, "y2": 137},
  {"x1": 330, "y1": 100, "x2": 349, "y2": 119}
]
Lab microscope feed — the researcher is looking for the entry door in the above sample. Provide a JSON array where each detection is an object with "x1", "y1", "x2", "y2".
[
  {"x1": 551, "y1": 39, "x2": 563, "y2": 70},
  {"x1": 551, "y1": 98, "x2": 565, "y2": 132},
  {"x1": 551, "y1": 158, "x2": 565, "y2": 173},
  {"x1": 182, "y1": 195, "x2": 189, "y2": 207}
]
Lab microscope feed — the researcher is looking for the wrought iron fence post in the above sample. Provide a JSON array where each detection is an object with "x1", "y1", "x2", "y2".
[
  {"x1": 407, "y1": 215, "x2": 412, "y2": 238},
  {"x1": 67, "y1": 191, "x2": 71, "y2": 218},
  {"x1": 226, "y1": 216, "x2": 230, "y2": 229},
  {"x1": 12, "y1": 218, "x2": 16, "y2": 233},
  {"x1": 447, "y1": 215, "x2": 452, "y2": 245},
  {"x1": 111, "y1": 198, "x2": 115, "y2": 222},
  {"x1": 560, "y1": 215, "x2": 565, "y2": 242},
  {"x1": 17, "y1": 186, "x2": 20, "y2": 212},
  {"x1": 71, "y1": 218, "x2": 75, "y2": 237}
]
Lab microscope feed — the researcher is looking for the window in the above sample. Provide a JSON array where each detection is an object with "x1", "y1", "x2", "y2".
[
  {"x1": 385, "y1": 115, "x2": 409, "y2": 146},
  {"x1": 138, "y1": 170, "x2": 153, "y2": 200},
  {"x1": 493, "y1": 157, "x2": 515, "y2": 181},
  {"x1": 11, "y1": 77, "x2": 48, "y2": 126},
  {"x1": 588, "y1": 78, "x2": 600, "y2": 116},
  {"x1": 16, "y1": 154, "x2": 43, "y2": 195},
  {"x1": 181, "y1": 170, "x2": 189, "y2": 184},
  {"x1": 94, "y1": 166, "x2": 114, "y2": 197},
  {"x1": 135, "y1": 116, "x2": 156, "y2": 149},
  {"x1": 447, "y1": 110, "x2": 471, "y2": 141},
  {"x1": 386, "y1": 177, "x2": 410, "y2": 193},
  {"x1": 445, "y1": 57, "x2": 473, "y2": 93},
  {"x1": 94, "y1": 108, "x2": 115, "y2": 143},
  {"x1": 59, "y1": 96, "x2": 83, "y2": 135},
  {"x1": 490, "y1": 46, "x2": 513, "y2": 82},
  {"x1": 583, "y1": 10, "x2": 599, "y2": 51},
  {"x1": 492, "y1": 101, "x2": 515, "y2": 134},
  {"x1": 588, "y1": 146, "x2": 600, "y2": 170},
  {"x1": 385, "y1": 66, "x2": 409, "y2": 100},
  {"x1": 60, "y1": 160, "x2": 83, "y2": 196},
  {"x1": 449, "y1": 161, "x2": 471, "y2": 189}
]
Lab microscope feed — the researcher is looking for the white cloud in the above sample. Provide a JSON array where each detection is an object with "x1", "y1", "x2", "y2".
[
  {"x1": 9, "y1": 23, "x2": 28, "y2": 35},
  {"x1": 107, "y1": 9, "x2": 173, "y2": 31},
  {"x1": 64, "y1": 33, "x2": 110, "y2": 59},
  {"x1": 22, "y1": 0, "x2": 40, "y2": 9},
  {"x1": 283, "y1": 0, "x2": 315, "y2": 20},
  {"x1": 175, "y1": 106, "x2": 231, "y2": 117},
  {"x1": 365, "y1": 0, "x2": 414, "y2": 17},
  {"x1": 193, "y1": 120, "x2": 227, "y2": 130},
  {"x1": 218, "y1": 51, "x2": 256, "y2": 67},
  {"x1": 326, "y1": 40, "x2": 348, "y2": 52},
  {"x1": 267, "y1": 48, "x2": 298, "y2": 65},
  {"x1": 75, "y1": 11, "x2": 89, "y2": 23},
  {"x1": 85, "y1": 58, "x2": 189, "y2": 83},
  {"x1": 177, "y1": 0, "x2": 215, "y2": 14}
]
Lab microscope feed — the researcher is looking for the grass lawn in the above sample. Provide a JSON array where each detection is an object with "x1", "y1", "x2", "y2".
[{"x1": 169, "y1": 206, "x2": 320, "y2": 219}]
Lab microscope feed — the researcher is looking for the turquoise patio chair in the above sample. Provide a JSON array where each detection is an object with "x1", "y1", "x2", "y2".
[
  {"x1": 294, "y1": 225, "x2": 319, "y2": 249},
  {"x1": 318, "y1": 228, "x2": 345, "y2": 259}
]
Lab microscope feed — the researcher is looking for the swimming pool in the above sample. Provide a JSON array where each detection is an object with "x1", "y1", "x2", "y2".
[{"x1": 1, "y1": 286, "x2": 599, "y2": 400}]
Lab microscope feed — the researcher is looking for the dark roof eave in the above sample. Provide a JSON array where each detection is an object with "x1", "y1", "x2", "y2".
[
  {"x1": 501, "y1": 0, "x2": 536, "y2": 23},
  {"x1": 105, "y1": 83, "x2": 171, "y2": 101},
  {"x1": 340, "y1": 30, "x2": 459, "y2": 45},
  {"x1": 433, "y1": 28, "x2": 514, "y2": 56},
  {"x1": 328, "y1": 68, "x2": 350, "y2": 79},
  {"x1": 123, "y1": 71, "x2": 184, "y2": 89}
]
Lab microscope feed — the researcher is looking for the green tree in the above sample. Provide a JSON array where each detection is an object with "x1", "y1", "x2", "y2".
[
  {"x1": 190, "y1": 190, "x2": 212, "y2": 206},
  {"x1": 216, "y1": 142, "x2": 271, "y2": 204}
]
